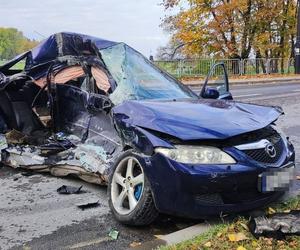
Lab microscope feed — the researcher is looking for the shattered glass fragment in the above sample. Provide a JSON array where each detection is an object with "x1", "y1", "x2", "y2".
[{"x1": 108, "y1": 229, "x2": 119, "y2": 240}]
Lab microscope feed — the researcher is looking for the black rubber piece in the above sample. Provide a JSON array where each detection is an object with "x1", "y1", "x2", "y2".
[{"x1": 108, "y1": 150, "x2": 159, "y2": 226}]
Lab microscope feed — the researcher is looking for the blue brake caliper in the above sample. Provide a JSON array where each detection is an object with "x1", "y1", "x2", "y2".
[{"x1": 134, "y1": 184, "x2": 143, "y2": 200}]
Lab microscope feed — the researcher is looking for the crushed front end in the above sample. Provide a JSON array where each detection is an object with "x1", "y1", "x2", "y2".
[{"x1": 139, "y1": 126, "x2": 295, "y2": 218}]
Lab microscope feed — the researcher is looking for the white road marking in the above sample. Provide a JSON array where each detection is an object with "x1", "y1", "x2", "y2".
[
  {"x1": 234, "y1": 93, "x2": 261, "y2": 98},
  {"x1": 292, "y1": 89, "x2": 300, "y2": 92},
  {"x1": 242, "y1": 92, "x2": 300, "y2": 101}
]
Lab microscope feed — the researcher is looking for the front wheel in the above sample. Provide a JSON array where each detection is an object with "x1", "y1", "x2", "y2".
[{"x1": 108, "y1": 150, "x2": 158, "y2": 226}]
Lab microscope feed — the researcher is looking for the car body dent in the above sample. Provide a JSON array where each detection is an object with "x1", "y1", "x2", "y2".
[
  {"x1": 113, "y1": 112, "x2": 174, "y2": 154},
  {"x1": 113, "y1": 99, "x2": 282, "y2": 141}
]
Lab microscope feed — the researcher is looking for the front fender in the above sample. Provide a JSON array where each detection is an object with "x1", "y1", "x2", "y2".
[{"x1": 113, "y1": 115, "x2": 173, "y2": 155}]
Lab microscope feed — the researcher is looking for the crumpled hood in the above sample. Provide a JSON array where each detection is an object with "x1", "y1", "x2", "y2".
[{"x1": 113, "y1": 99, "x2": 282, "y2": 141}]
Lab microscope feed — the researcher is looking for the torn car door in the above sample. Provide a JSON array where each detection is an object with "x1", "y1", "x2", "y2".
[
  {"x1": 200, "y1": 63, "x2": 233, "y2": 100},
  {"x1": 50, "y1": 65, "x2": 122, "y2": 182}
]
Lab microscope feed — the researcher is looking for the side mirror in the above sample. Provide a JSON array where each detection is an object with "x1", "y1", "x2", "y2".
[
  {"x1": 202, "y1": 87, "x2": 220, "y2": 99},
  {"x1": 87, "y1": 94, "x2": 112, "y2": 112}
]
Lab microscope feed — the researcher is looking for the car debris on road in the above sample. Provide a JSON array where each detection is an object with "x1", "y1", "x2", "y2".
[
  {"x1": 57, "y1": 185, "x2": 84, "y2": 194},
  {"x1": 108, "y1": 229, "x2": 119, "y2": 240},
  {"x1": 77, "y1": 200, "x2": 100, "y2": 210},
  {"x1": 249, "y1": 210, "x2": 300, "y2": 239}
]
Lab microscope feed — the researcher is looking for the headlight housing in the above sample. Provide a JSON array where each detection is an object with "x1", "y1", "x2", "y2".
[{"x1": 155, "y1": 145, "x2": 236, "y2": 164}]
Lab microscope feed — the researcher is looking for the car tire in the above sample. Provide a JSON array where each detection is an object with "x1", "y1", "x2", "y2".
[{"x1": 108, "y1": 150, "x2": 158, "y2": 226}]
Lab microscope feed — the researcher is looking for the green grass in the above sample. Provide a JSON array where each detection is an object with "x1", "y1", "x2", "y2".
[{"x1": 159, "y1": 195, "x2": 300, "y2": 250}]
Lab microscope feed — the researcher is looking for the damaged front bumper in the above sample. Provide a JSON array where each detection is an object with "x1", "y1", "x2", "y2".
[{"x1": 141, "y1": 150, "x2": 295, "y2": 218}]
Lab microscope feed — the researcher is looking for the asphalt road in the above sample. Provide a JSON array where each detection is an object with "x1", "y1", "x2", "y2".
[
  {"x1": 190, "y1": 81, "x2": 300, "y2": 100},
  {"x1": 0, "y1": 81, "x2": 299, "y2": 250}
]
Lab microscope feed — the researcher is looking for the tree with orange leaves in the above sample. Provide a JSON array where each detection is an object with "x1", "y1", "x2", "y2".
[{"x1": 160, "y1": 0, "x2": 297, "y2": 60}]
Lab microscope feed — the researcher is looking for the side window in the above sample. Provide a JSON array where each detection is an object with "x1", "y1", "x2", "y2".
[
  {"x1": 201, "y1": 63, "x2": 232, "y2": 99},
  {"x1": 204, "y1": 64, "x2": 228, "y2": 96}
]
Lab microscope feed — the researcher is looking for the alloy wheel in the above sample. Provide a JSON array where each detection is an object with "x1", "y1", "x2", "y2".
[{"x1": 111, "y1": 156, "x2": 144, "y2": 215}]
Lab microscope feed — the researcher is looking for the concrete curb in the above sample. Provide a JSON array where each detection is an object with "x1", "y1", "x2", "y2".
[
  {"x1": 131, "y1": 221, "x2": 217, "y2": 250},
  {"x1": 155, "y1": 222, "x2": 215, "y2": 245}
]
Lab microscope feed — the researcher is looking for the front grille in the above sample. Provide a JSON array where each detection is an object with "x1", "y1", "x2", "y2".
[
  {"x1": 242, "y1": 134, "x2": 284, "y2": 164},
  {"x1": 194, "y1": 191, "x2": 275, "y2": 205},
  {"x1": 194, "y1": 193, "x2": 224, "y2": 205}
]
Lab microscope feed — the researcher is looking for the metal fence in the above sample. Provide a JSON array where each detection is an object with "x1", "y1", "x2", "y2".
[
  {"x1": 154, "y1": 58, "x2": 295, "y2": 78},
  {"x1": 0, "y1": 58, "x2": 295, "y2": 77}
]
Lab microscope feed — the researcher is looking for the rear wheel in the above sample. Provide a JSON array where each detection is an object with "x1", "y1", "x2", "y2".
[{"x1": 108, "y1": 151, "x2": 158, "y2": 226}]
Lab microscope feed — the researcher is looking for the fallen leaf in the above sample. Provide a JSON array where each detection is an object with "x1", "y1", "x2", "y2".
[
  {"x1": 130, "y1": 241, "x2": 142, "y2": 247},
  {"x1": 237, "y1": 246, "x2": 246, "y2": 250},
  {"x1": 264, "y1": 238, "x2": 273, "y2": 245},
  {"x1": 240, "y1": 223, "x2": 248, "y2": 231},
  {"x1": 204, "y1": 241, "x2": 212, "y2": 247},
  {"x1": 228, "y1": 232, "x2": 248, "y2": 242},
  {"x1": 251, "y1": 240, "x2": 258, "y2": 247},
  {"x1": 267, "y1": 207, "x2": 276, "y2": 214},
  {"x1": 217, "y1": 232, "x2": 222, "y2": 237},
  {"x1": 277, "y1": 240, "x2": 285, "y2": 245},
  {"x1": 289, "y1": 240, "x2": 297, "y2": 247}
]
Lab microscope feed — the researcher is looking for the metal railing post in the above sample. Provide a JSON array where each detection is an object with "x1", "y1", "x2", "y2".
[
  {"x1": 240, "y1": 59, "x2": 244, "y2": 75},
  {"x1": 266, "y1": 59, "x2": 270, "y2": 74}
]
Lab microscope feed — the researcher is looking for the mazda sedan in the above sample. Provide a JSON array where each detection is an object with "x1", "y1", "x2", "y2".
[{"x1": 0, "y1": 32, "x2": 295, "y2": 225}]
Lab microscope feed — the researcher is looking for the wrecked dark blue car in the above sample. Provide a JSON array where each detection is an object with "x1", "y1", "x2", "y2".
[{"x1": 0, "y1": 32, "x2": 295, "y2": 225}]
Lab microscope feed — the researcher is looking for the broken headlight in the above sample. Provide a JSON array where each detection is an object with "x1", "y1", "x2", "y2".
[{"x1": 155, "y1": 145, "x2": 236, "y2": 164}]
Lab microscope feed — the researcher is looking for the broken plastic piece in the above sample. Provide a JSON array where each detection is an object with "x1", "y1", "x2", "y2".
[
  {"x1": 77, "y1": 200, "x2": 100, "y2": 210},
  {"x1": 57, "y1": 185, "x2": 83, "y2": 194},
  {"x1": 248, "y1": 210, "x2": 300, "y2": 239},
  {"x1": 108, "y1": 229, "x2": 119, "y2": 240}
]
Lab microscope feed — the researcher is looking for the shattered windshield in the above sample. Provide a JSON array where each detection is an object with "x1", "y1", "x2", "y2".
[{"x1": 100, "y1": 43, "x2": 197, "y2": 105}]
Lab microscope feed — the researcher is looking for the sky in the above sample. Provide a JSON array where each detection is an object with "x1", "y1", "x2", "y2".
[{"x1": 0, "y1": 0, "x2": 171, "y2": 57}]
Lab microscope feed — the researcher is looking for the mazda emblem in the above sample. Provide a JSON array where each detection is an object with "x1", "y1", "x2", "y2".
[{"x1": 265, "y1": 143, "x2": 276, "y2": 158}]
